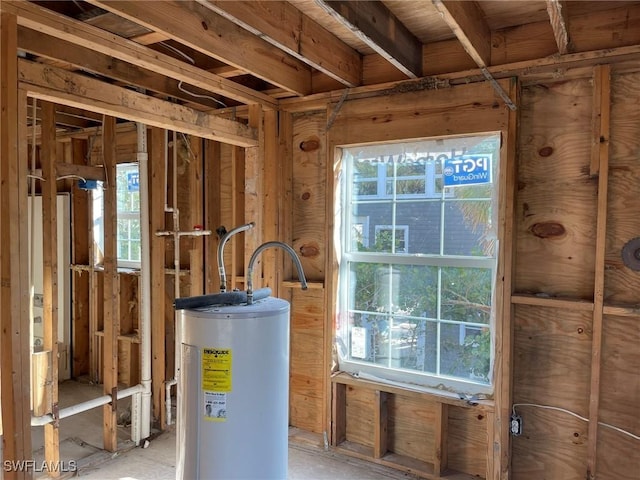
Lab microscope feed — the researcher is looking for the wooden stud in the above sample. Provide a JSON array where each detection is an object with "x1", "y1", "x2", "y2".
[
  {"x1": 41, "y1": 100, "x2": 61, "y2": 475},
  {"x1": 331, "y1": 382, "x2": 347, "y2": 446},
  {"x1": 230, "y1": 146, "x2": 245, "y2": 290},
  {"x1": 587, "y1": 64, "x2": 611, "y2": 480},
  {"x1": 102, "y1": 115, "x2": 120, "y2": 452},
  {"x1": 262, "y1": 110, "x2": 279, "y2": 294},
  {"x1": 373, "y1": 391, "x2": 388, "y2": 459},
  {"x1": 1, "y1": 10, "x2": 32, "y2": 475},
  {"x1": 245, "y1": 105, "x2": 264, "y2": 284},
  {"x1": 188, "y1": 136, "x2": 204, "y2": 297},
  {"x1": 204, "y1": 139, "x2": 222, "y2": 293},
  {"x1": 434, "y1": 403, "x2": 449, "y2": 475},
  {"x1": 69, "y1": 139, "x2": 91, "y2": 381},
  {"x1": 150, "y1": 127, "x2": 167, "y2": 428},
  {"x1": 494, "y1": 78, "x2": 519, "y2": 480}
]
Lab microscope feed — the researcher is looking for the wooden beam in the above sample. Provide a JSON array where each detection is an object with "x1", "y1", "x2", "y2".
[
  {"x1": 57, "y1": 163, "x2": 106, "y2": 182},
  {"x1": 587, "y1": 64, "x2": 611, "y2": 480},
  {"x1": 102, "y1": 115, "x2": 119, "y2": 452},
  {"x1": 261, "y1": 109, "x2": 279, "y2": 294},
  {"x1": 18, "y1": 59, "x2": 258, "y2": 148},
  {"x1": 494, "y1": 78, "x2": 519, "y2": 480},
  {"x1": 244, "y1": 105, "x2": 264, "y2": 281},
  {"x1": 71, "y1": 138, "x2": 91, "y2": 377},
  {"x1": 316, "y1": 0, "x2": 421, "y2": 79},
  {"x1": 188, "y1": 136, "x2": 204, "y2": 297},
  {"x1": 434, "y1": 403, "x2": 449, "y2": 475},
  {"x1": 3, "y1": 0, "x2": 276, "y2": 108},
  {"x1": 431, "y1": 0, "x2": 492, "y2": 68},
  {"x1": 18, "y1": 27, "x2": 228, "y2": 111},
  {"x1": 41, "y1": 101, "x2": 61, "y2": 476},
  {"x1": 86, "y1": 0, "x2": 312, "y2": 96},
  {"x1": 546, "y1": 0, "x2": 571, "y2": 55},
  {"x1": 331, "y1": 382, "x2": 347, "y2": 445},
  {"x1": 199, "y1": 0, "x2": 362, "y2": 87},
  {"x1": 149, "y1": 127, "x2": 167, "y2": 429},
  {"x1": 0, "y1": 12, "x2": 32, "y2": 476},
  {"x1": 204, "y1": 139, "x2": 222, "y2": 293},
  {"x1": 373, "y1": 391, "x2": 388, "y2": 459}
]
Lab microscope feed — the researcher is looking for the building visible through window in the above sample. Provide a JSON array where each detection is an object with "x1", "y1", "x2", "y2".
[
  {"x1": 93, "y1": 162, "x2": 141, "y2": 268},
  {"x1": 337, "y1": 134, "x2": 500, "y2": 394}
]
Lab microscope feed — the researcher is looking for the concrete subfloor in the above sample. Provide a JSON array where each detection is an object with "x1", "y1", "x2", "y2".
[{"x1": 31, "y1": 381, "x2": 417, "y2": 480}]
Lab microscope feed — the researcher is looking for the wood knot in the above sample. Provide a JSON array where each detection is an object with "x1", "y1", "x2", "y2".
[
  {"x1": 299, "y1": 242, "x2": 320, "y2": 258},
  {"x1": 299, "y1": 138, "x2": 320, "y2": 152},
  {"x1": 529, "y1": 222, "x2": 566, "y2": 239},
  {"x1": 201, "y1": 21, "x2": 209, "y2": 31},
  {"x1": 301, "y1": 192, "x2": 311, "y2": 201},
  {"x1": 538, "y1": 146, "x2": 553, "y2": 157}
]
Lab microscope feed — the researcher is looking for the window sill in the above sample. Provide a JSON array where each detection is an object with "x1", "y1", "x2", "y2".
[{"x1": 331, "y1": 371, "x2": 494, "y2": 412}]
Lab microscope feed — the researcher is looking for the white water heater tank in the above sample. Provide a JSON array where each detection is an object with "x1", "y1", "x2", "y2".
[{"x1": 176, "y1": 297, "x2": 290, "y2": 480}]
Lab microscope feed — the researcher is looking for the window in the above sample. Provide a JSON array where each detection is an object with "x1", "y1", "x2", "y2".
[
  {"x1": 93, "y1": 162, "x2": 141, "y2": 268},
  {"x1": 374, "y1": 225, "x2": 409, "y2": 253},
  {"x1": 336, "y1": 134, "x2": 500, "y2": 394}
]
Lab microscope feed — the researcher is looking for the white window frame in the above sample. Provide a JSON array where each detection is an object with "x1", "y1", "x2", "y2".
[
  {"x1": 337, "y1": 134, "x2": 500, "y2": 396},
  {"x1": 92, "y1": 162, "x2": 142, "y2": 269},
  {"x1": 374, "y1": 225, "x2": 409, "y2": 253}
]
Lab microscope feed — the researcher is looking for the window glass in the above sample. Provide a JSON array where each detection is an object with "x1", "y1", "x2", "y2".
[
  {"x1": 92, "y1": 162, "x2": 141, "y2": 268},
  {"x1": 337, "y1": 134, "x2": 500, "y2": 393}
]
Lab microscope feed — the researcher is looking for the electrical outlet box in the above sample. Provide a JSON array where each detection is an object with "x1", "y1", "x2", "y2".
[{"x1": 510, "y1": 414, "x2": 523, "y2": 436}]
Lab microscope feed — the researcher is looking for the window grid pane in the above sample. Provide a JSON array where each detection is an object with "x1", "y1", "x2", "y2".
[{"x1": 340, "y1": 134, "x2": 500, "y2": 389}]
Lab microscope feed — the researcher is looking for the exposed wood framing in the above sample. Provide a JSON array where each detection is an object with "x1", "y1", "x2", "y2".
[
  {"x1": 244, "y1": 105, "x2": 264, "y2": 283},
  {"x1": 262, "y1": 110, "x2": 279, "y2": 293},
  {"x1": 41, "y1": 101, "x2": 61, "y2": 475},
  {"x1": 204, "y1": 139, "x2": 222, "y2": 293},
  {"x1": 18, "y1": 60, "x2": 258, "y2": 148},
  {"x1": 102, "y1": 116, "x2": 120, "y2": 452},
  {"x1": 434, "y1": 403, "x2": 449, "y2": 475},
  {"x1": 17, "y1": 28, "x2": 226, "y2": 111},
  {"x1": 71, "y1": 139, "x2": 91, "y2": 376},
  {"x1": 150, "y1": 127, "x2": 167, "y2": 428},
  {"x1": 431, "y1": 0, "x2": 491, "y2": 68},
  {"x1": 281, "y1": 44, "x2": 640, "y2": 114},
  {"x1": 57, "y1": 163, "x2": 105, "y2": 182},
  {"x1": 373, "y1": 391, "x2": 388, "y2": 459},
  {"x1": 199, "y1": 0, "x2": 362, "y2": 87},
  {"x1": 0, "y1": 11, "x2": 32, "y2": 475},
  {"x1": 586, "y1": 64, "x2": 611, "y2": 480},
  {"x1": 546, "y1": 0, "x2": 571, "y2": 55},
  {"x1": 316, "y1": 0, "x2": 421, "y2": 79},
  {"x1": 188, "y1": 136, "x2": 204, "y2": 296},
  {"x1": 3, "y1": 0, "x2": 275, "y2": 108},
  {"x1": 495, "y1": 78, "x2": 519, "y2": 480},
  {"x1": 86, "y1": 0, "x2": 312, "y2": 96}
]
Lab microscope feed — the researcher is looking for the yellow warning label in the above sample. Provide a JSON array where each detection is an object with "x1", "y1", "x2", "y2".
[{"x1": 202, "y1": 348, "x2": 232, "y2": 392}]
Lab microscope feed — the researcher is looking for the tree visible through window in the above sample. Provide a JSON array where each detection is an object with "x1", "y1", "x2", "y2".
[
  {"x1": 337, "y1": 134, "x2": 500, "y2": 393},
  {"x1": 92, "y1": 162, "x2": 141, "y2": 268}
]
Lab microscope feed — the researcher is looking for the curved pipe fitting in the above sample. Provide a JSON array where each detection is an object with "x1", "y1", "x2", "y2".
[
  {"x1": 217, "y1": 222, "x2": 255, "y2": 292},
  {"x1": 247, "y1": 241, "x2": 308, "y2": 305}
]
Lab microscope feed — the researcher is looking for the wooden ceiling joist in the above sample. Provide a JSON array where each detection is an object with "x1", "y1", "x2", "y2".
[
  {"x1": 86, "y1": 0, "x2": 313, "y2": 96},
  {"x1": 18, "y1": 27, "x2": 228, "y2": 111},
  {"x1": 315, "y1": 0, "x2": 422, "y2": 79},
  {"x1": 19, "y1": 59, "x2": 258, "y2": 147},
  {"x1": 546, "y1": 0, "x2": 571, "y2": 55},
  {"x1": 3, "y1": 0, "x2": 277, "y2": 109},
  {"x1": 431, "y1": 0, "x2": 492, "y2": 68},
  {"x1": 198, "y1": 0, "x2": 362, "y2": 87}
]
